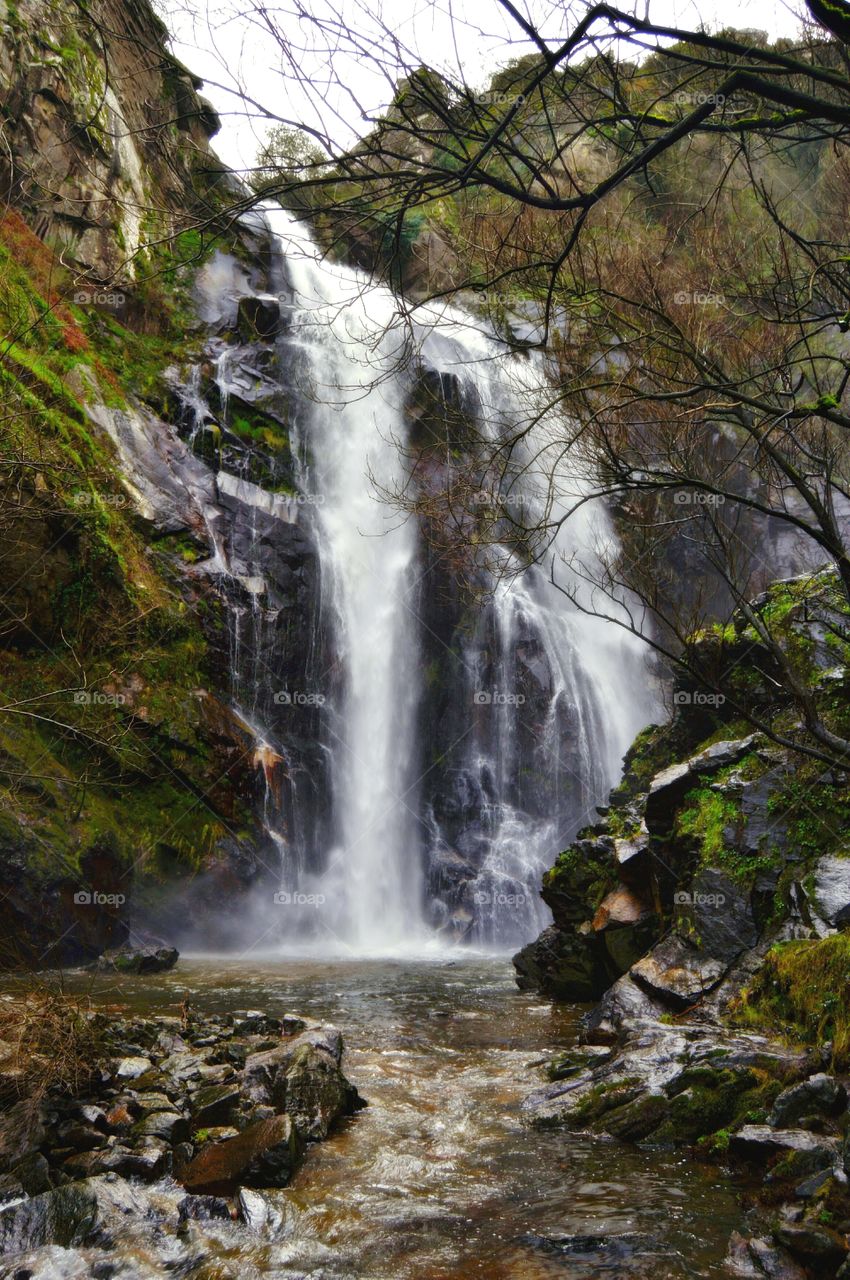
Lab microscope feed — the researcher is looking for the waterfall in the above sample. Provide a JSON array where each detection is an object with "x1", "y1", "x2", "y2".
[{"x1": 179, "y1": 208, "x2": 658, "y2": 955}]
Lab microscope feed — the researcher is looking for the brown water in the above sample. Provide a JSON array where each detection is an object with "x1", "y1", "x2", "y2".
[{"x1": 70, "y1": 956, "x2": 743, "y2": 1279}]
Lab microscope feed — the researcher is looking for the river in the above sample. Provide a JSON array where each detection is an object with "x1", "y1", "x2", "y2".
[{"x1": 72, "y1": 956, "x2": 743, "y2": 1279}]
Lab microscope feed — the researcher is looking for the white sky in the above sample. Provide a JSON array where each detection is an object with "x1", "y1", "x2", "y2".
[{"x1": 160, "y1": 0, "x2": 810, "y2": 171}]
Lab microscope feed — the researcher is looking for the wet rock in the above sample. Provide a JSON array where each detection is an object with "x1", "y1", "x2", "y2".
[
  {"x1": 769, "y1": 1074, "x2": 846, "y2": 1127},
  {"x1": 580, "y1": 974, "x2": 665, "y2": 1045},
  {"x1": 131, "y1": 1110, "x2": 188, "y2": 1142},
  {"x1": 282, "y1": 1043, "x2": 364, "y2": 1140},
  {"x1": 236, "y1": 1187, "x2": 283, "y2": 1235},
  {"x1": 190, "y1": 1082, "x2": 241, "y2": 1126},
  {"x1": 180, "y1": 1114, "x2": 301, "y2": 1194},
  {"x1": 14, "y1": 1153, "x2": 52, "y2": 1195},
  {"x1": 729, "y1": 1125, "x2": 840, "y2": 1166},
  {"x1": 112, "y1": 1057, "x2": 152, "y2": 1081},
  {"x1": 725, "y1": 1231, "x2": 807, "y2": 1279},
  {"x1": 630, "y1": 934, "x2": 726, "y2": 1009},
  {"x1": 237, "y1": 295, "x2": 282, "y2": 342},
  {"x1": 0, "y1": 1175, "x2": 150, "y2": 1253},
  {"x1": 810, "y1": 855, "x2": 850, "y2": 929},
  {"x1": 177, "y1": 1194, "x2": 232, "y2": 1222},
  {"x1": 95, "y1": 946, "x2": 179, "y2": 974},
  {"x1": 613, "y1": 831, "x2": 650, "y2": 882},
  {"x1": 793, "y1": 1168, "x2": 835, "y2": 1198},
  {"x1": 645, "y1": 737, "x2": 757, "y2": 835},
  {"x1": 513, "y1": 925, "x2": 608, "y2": 1002},
  {"x1": 63, "y1": 1143, "x2": 169, "y2": 1182},
  {"x1": 774, "y1": 1223, "x2": 848, "y2": 1269}
]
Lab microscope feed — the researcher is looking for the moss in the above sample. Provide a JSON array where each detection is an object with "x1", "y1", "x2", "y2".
[{"x1": 734, "y1": 934, "x2": 850, "y2": 1068}]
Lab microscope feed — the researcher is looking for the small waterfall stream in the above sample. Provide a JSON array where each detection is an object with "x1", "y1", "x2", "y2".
[{"x1": 179, "y1": 208, "x2": 658, "y2": 954}]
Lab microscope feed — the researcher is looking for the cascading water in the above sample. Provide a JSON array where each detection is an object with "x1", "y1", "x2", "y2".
[{"x1": 178, "y1": 207, "x2": 658, "y2": 954}]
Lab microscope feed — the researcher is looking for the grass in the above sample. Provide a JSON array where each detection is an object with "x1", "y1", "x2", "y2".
[
  {"x1": 733, "y1": 934, "x2": 850, "y2": 1068},
  {"x1": 0, "y1": 976, "x2": 107, "y2": 1133}
]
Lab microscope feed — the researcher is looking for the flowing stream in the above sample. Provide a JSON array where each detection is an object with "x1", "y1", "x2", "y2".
[{"x1": 79, "y1": 958, "x2": 743, "y2": 1279}]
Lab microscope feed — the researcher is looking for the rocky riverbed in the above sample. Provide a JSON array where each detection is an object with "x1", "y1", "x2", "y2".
[{"x1": 0, "y1": 999, "x2": 362, "y2": 1276}]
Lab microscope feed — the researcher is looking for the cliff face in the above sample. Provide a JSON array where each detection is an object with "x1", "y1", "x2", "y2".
[
  {"x1": 0, "y1": 0, "x2": 285, "y2": 964},
  {"x1": 0, "y1": 0, "x2": 226, "y2": 283}
]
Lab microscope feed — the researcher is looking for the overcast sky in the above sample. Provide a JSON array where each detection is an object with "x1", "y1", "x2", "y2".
[{"x1": 160, "y1": 0, "x2": 810, "y2": 172}]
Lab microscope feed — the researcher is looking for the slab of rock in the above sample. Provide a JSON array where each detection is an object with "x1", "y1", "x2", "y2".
[
  {"x1": 190, "y1": 1081, "x2": 241, "y2": 1126},
  {"x1": 769, "y1": 1074, "x2": 846, "y2": 1127},
  {"x1": 811, "y1": 855, "x2": 850, "y2": 928},
  {"x1": 113, "y1": 1056, "x2": 152, "y2": 1081},
  {"x1": 645, "y1": 737, "x2": 757, "y2": 834},
  {"x1": 593, "y1": 886, "x2": 652, "y2": 930},
  {"x1": 729, "y1": 1126, "x2": 840, "y2": 1165},
  {"x1": 630, "y1": 935, "x2": 726, "y2": 1008},
  {"x1": 283, "y1": 1043, "x2": 363, "y2": 1140},
  {"x1": 179, "y1": 1114, "x2": 301, "y2": 1194},
  {"x1": 513, "y1": 925, "x2": 608, "y2": 1002}
]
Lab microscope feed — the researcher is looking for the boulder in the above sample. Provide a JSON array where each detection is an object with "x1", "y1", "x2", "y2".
[
  {"x1": 513, "y1": 925, "x2": 608, "y2": 1002},
  {"x1": 811, "y1": 855, "x2": 850, "y2": 929},
  {"x1": 282, "y1": 1043, "x2": 363, "y2": 1140},
  {"x1": 179, "y1": 1114, "x2": 301, "y2": 1194},
  {"x1": 177, "y1": 1194, "x2": 232, "y2": 1222},
  {"x1": 95, "y1": 946, "x2": 179, "y2": 974},
  {"x1": 630, "y1": 935, "x2": 727, "y2": 1009},
  {"x1": 725, "y1": 1232, "x2": 807, "y2": 1279},
  {"x1": 769, "y1": 1074, "x2": 846, "y2": 1127},
  {"x1": 729, "y1": 1125, "x2": 840, "y2": 1166},
  {"x1": 0, "y1": 1175, "x2": 150, "y2": 1253}
]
